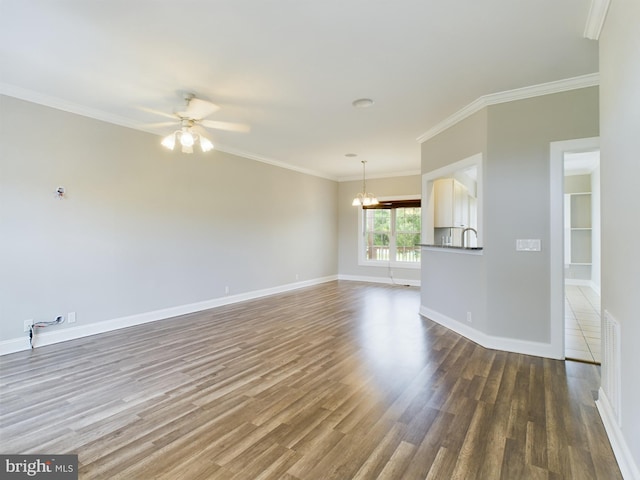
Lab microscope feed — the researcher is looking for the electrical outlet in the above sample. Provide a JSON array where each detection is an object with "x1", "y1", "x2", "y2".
[
  {"x1": 295, "y1": 273, "x2": 299, "y2": 281},
  {"x1": 225, "y1": 286, "x2": 230, "y2": 295},
  {"x1": 68, "y1": 312, "x2": 76, "y2": 324},
  {"x1": 466, "y1": 312, "x2": 472, "y2": 323},
  {"x1": 24, "y1": 319, "x2": 33, "y2": 332}
]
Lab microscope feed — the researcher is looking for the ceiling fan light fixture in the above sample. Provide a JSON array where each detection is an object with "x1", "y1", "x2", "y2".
[
  {"x1": 199, "y1": 136, "x2": 214, "y2": 152},
  {"x1": 157, "y1": 93, "x2": 238, "y2": 153},
  {"x1": 161, "y1": 128, "x2": 216, "y2": 154},
  {"x1": 179, "y1": 129, "x2": 195, "y2": 147},
  {"x1": 182, "y1": 144, "x2": 194, "y2": 154},
  {"x1": 161, "y1": 133, "x2": 176, "y2": 150}
]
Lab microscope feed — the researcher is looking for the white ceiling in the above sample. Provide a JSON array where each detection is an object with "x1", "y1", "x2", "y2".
[{"x1": 0, "y1": 1, "x2": 598, "y2": 180}]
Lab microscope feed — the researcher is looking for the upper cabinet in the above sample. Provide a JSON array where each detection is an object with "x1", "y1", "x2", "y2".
[{"x1": 434, "y1": 178, "x2": 470, "y2": 228}]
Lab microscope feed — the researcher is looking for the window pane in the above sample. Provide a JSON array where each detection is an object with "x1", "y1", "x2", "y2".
[
  {"x1": 396, "y1": 233, "x2": 421, "y2": 262},
  {"x1": 395, "y1": 207, "x2": 421, "y2": 262},
  {"x1": 366, "y1": 209, "x2": 390, "y2": 232},
  {"x1": 396, "y1": 207, "x2": 421, "y2": 232},
  {"x1": 365, "y1": 232, "x2": 390, "y2": 260},
  {"x1": 364, "y1": 209, "x2": 391, "y2": 261}
]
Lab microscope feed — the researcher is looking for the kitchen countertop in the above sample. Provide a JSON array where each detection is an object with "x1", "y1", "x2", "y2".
[{"x1": 417, "y1": 244, "x2": 483, "y2": 251}]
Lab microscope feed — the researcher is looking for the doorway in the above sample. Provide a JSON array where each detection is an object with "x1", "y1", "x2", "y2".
[
  {"x1": 549, "y1": 137, "x2": 599, "y2": 361},
  {"x1": 563, "y1": 151, "x2": 601, "y2": 363}
]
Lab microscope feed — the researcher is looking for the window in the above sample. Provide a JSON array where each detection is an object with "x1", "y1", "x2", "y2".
[{"x1": 360, "y1": 199, "x2": 421, "y2": 266}]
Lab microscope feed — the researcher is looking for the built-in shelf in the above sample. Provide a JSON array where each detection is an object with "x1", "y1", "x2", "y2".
[{"x1": 564, "y1": 191, "x2": 593, "y2": 280}]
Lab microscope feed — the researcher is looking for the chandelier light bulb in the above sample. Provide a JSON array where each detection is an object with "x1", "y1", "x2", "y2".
[{"x1": 180, "y1": 130, "x2": 195, "y2": 147}]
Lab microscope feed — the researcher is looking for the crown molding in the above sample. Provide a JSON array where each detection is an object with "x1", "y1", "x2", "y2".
[
  {"x1": 0, "y1": 83, "x2": 157, "y2": 135},
  {"x1": 416, "y1": 73, "x2": 600, "y2": 144},
  {"x1": 213, "y1": 145, "x2": 338, "y2": 181},
  {"x1": 1, "y1": 83, "x2": 339, "y2": 181},
  {"x1": 337, "y1": 169, "x2": 421, "y2": 183},
  {"x1": 584, "y1": 0, "x2": 611, "y2": 40}
]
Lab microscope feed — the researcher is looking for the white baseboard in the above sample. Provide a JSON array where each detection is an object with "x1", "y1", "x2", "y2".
[
  {"x1": 338, "y1": 274, "x2": 420, "y2": 287},
  {"x1": 596, "y1": 388, "x2": 640, "y2": 480},
  {"x1": 419, "y1": 305, "x2": 562, "y2": 359},
  {"x1": 565, "y1": 279, "x2": 602, "y2": 296},
  {"x1": 0, "y1": 275, "x2": 338, "y2": 356}
]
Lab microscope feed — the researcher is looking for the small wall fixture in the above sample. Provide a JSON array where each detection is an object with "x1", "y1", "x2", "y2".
[
  {"x1": 352, "y1": 160, "x2": 378, "y2": 206},
  {"x1": 161, "y1": 119, "x2": 214, "y2": 154}
]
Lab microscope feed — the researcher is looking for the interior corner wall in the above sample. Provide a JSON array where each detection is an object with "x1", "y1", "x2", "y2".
[
  {"x1": 420, "y1": 109, "x2": 488, "y2": 333},
  {"x1": 600, "y1": 0, "x2": 640, "y2": 471},
  {"x1": 484, "y1": 87, "x2": 599, "y2": 341},
  {"x1": 0, "y1": 95, "x2": 338, "y2": 346},
  {"x1": 338, "y1": 175, "x2": 421, "y2": 283}
]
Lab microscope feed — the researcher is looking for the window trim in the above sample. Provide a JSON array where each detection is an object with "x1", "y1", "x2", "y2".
[{"x1": 357, "y1": 195, "x2": 421, "y2": 270}]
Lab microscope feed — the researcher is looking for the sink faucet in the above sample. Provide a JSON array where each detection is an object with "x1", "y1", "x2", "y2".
[{"x1": 461, "y1": 227, "x2": 477, "y2": 248}]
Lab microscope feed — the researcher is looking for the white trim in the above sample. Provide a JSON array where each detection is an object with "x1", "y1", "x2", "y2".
[
  {"x1": 338, "y1": 274, "x2": 420, "y2": 287},
  {"x1": 0, "y1": 275, "x2": 338, "y2": 356},
  {"x1": 213, "y1": 145, "x2": 338, "y2": 181},
  {"x1": 565, "y1": 279, "x2": 601, "y2": 296},
  {"x1": 417, "y1": 74, "x2": 600, "y2": 144},
  {"x1": 596, "y1": 388, "x2": 640, "y2": 480},
  {"x1": 564, "y1": 278, "x2": 593, "y2": 287},
  {"x1": 337, "y1": 169, "x2": 422, "y2": 183},
  {"x1": 550, "y1": 138, "x2": 600, "y2": 362},
  {"x1": 357, "y1": 260, "x2": 421, "y2": 270},
  {"x1": 0, "y1": 83, "x2": 152, "y2": 134},
  {"x1": 584, "y1": 0, "x2": 612, "y2": 40},
  {"x1": 420, "y1": 306, "x2": 562, "y2": 359}
]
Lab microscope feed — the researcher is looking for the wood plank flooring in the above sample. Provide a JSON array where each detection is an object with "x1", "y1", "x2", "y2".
[{"x1": 0, "y1": 281, "x2": 621, "y2": 479}]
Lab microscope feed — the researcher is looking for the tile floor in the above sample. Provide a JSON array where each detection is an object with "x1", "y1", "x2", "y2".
[{"x1": 565, "y1": 284, "x2": 601, "y2": 363}]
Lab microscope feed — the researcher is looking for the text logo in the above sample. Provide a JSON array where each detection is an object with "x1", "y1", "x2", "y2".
[{"x1": 1, "y1": 455, "x2": 77, "y2": 479}]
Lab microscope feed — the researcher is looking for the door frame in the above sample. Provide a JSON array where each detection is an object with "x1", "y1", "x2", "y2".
[{"x1": 549, "y1": 137, "x2": 600, "y2": 359}]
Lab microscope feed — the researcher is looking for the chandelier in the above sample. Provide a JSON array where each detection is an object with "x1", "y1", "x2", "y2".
[{"x1": 352, "y1": 160, "x2": 378, "y2": 206}]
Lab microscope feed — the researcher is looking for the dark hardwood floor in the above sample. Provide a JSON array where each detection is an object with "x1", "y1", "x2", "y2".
[{"x1": 0, "y1": 281, "x2": 621, "y2": 479}]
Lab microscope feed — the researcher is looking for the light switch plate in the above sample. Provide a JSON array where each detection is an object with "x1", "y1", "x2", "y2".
[{"x1": 516, "y1": 239, "x2": 541, "y2": 251}]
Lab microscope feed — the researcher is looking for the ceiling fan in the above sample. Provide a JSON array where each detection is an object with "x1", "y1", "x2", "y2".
[{"x1": 147, "y1": 93, "x2": 250, "y2": 153}]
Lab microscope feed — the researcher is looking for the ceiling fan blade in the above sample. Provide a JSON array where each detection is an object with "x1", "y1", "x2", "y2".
[
  {"x1": 139, "y1": 121, "x2": 177, "y2": 129},
  {"x1": 137, "y1": 106, "x2": 178, "y2": 120},
  {"x1": 200, "y1": 119, "x2": 251, "y2": 133},
  {"x1": 184, "y1": 98, "x2": 220, "y2": 119}
]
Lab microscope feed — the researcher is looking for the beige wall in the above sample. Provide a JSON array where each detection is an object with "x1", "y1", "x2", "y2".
[
  {"x1": 338, "y1": 175, "x2": 421, "y2": 283},
  {"x1": 0, "y1": 95, "x2": 338, "y2": 344},
  {"x1": 600, "y1": 0, "x2": 640, "y2": 471}
]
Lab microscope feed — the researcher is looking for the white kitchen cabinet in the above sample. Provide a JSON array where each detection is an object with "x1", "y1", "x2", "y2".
[{"x1": 434, "y1": 178, "x2": 470, "y2": 228}]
